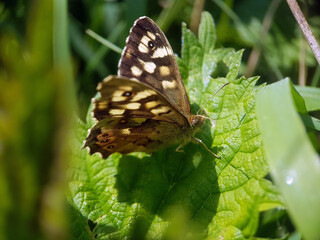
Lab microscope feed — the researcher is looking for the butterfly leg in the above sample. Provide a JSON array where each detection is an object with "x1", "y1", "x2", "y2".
[
  {"x1": 175, "y1": 143, "x2": 185, "y2": 153},
  {"x1": 192, "y1": 137, "x2": 220, "y2": 158}
]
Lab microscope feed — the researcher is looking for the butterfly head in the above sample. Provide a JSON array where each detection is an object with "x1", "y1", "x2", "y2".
[{"x1": 190, "y1": 114, "x2": 206, "y2": 129}]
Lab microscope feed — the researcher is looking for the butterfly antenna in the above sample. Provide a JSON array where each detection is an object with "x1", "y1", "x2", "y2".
[{"x1": 197, "y1": 82, "x2": 230, "y2": 115}]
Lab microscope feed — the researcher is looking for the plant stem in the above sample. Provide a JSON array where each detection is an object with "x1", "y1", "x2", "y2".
[{"x1": 286, "y1": 0, "x2": 320, "y2": 66}]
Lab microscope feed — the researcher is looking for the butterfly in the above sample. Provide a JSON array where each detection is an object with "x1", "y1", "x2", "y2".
[{"x1": 84, "y1": 16, "x2": 218, "y2": 158}]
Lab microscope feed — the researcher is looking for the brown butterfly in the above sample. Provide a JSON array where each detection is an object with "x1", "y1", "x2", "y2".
[{"x1": 84, "y1": 16, "x2": 218, "y2": 158}]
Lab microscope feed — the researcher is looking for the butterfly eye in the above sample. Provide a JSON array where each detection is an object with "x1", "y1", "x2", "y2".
[
  {"x1": 122, "y1": 91, "x2": 132, "y2": 97},
  {"x1": 97, "y1": 133, "x2": 109, "y2": 142},
  {"x1": 148, "y1": 41, "x2": 155, "y2": 49},
  {"x1": 192, "y1": 118, "x2": 199, "y2": 125},
  {"x1": 107, "y1": 144, "x2": 115, "y2": 150}
]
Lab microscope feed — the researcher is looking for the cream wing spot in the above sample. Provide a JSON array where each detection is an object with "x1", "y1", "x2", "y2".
[
  {"x1": 97, "y1": 82, "x2": 104, "y2": 91},
  {"x1": 138, "y1": 43, "x2": 149, "y2": 53},
  {"x1": 113, "y1": 90, "x2": 125, "y2": 96},
  {"x1": 138, "y1": 35, "x2": 153, "y2": 53},
  {"x1": 147, "y1": 31, "x2": 156, "y2": 40},
  {"x1": 122, "y1": 102, "x2": 141, "y2": 110},
  {"x1": 111, "y1": 96, "x2": 127, "y2": 102},
  {"x1": 109, "y1": 109, "x2": 125, "y2": 115},
  {"x1": 119, "y1": 86, "x2": 132, "y2": 91},
  {"x1": 159, "y1": 66, "x2": 170, "y2": 76},
  {"x1": 162, "y1": 80, "x2": 177, "y2": 89},
  {"x1": 151, "y1": 106, "x2": 171, "y2": 115},
  {"x1": 151, "y1": 47, "x2": 168, "y2": 58},
  {"x1": 145, "y1": 100, "x2": 161, "y2": 109},
  {"x1": 141, "y1": 35, "x2": 151, "y2": 46},
  {"x1": 131, "y1": 66, "x2": 143, "y2": 77},
  {"x1": 143, "y1": 62, "x2": 156, "y2": 73},
  {"x1": 125, "y1": 52, "x2": 131, "y2": 59},
  {"x1": 95, "y1": 101, "x2": 107, "y2": 109},
  {"x1": 166, "y1": 46, "x2": 173, "y2": 55},
  {"x1": 131, "y1": 90, "x2": 156, "y2": 101},
  {"x1": 120, "y1": 128, "x2": 131, "y2": 134}
]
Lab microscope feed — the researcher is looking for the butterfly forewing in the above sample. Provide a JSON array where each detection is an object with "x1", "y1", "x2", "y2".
[
  {"x1": 84, "y1": 16, "x2": 210, "y2": 159},
  {"x1": 92, "y1": 76, "x2": 187, "y2": 125},
  {"x1": 118, "y1": 17, "x2": 191, "y2": 116}
]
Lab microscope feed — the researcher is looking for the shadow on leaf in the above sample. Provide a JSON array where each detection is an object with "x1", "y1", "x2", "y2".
[{"x1": 114, "y1": 127, "x2": 220, "y2": 237}]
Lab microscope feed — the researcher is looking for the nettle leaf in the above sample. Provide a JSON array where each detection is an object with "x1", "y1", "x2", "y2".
[{"x1": 68, "y1": 12, "x2": 282, "y2": 239}]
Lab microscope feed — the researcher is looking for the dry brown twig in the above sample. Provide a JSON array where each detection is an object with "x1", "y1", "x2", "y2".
[
  {"x1": 190, "y1": 0, "x2": 205, "y2": 35},
  {"x1": 287, "y1": 0, "x2": 320, "y2": 66}
]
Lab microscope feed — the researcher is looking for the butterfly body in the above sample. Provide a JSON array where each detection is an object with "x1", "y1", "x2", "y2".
[{"x1": 84, "y1": 17, "x2": 207, "y2": 158}]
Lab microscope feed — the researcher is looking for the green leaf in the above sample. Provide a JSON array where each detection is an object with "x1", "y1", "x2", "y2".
[
  {"x1": 294, "y1": 85, "x2": 320, "y2": 112},
  {"x1": 198, "y1": 12, "x2": 216, "y2": 53},
  {"x1": 201, "y1": 73, "x2": 282, "y2": 239},
  {"x1": 224, "y1": 49, "x2": 244, "y2": 81},
  {"x1": 68, "y1": 203, "x2": 94, "y2": 240},
  {"x1": 256, "y1": 78, "x2": 320, "y2": 240},
  {"x1": 69, "y1": 12, "x2": 282, "y2": 239},
  {"x1": 180, "y1": 22, "x2": 204, "y2": 104},
  {"x1": 180, "y1": 12, "x2": 234, "y2": 97},
  {"x1": 300, "y1": 115, "x2": 320, "y2": 131}
]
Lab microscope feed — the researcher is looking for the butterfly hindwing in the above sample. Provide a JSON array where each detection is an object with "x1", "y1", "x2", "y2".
[
  {"x1": 118, "y1": 17, "x2": 191, "y2": 115},
  {"x1": 84, "y1": 117, "x2": 183, "y2": 158}
]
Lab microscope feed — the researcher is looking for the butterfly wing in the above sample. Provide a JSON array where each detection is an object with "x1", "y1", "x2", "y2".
[
  {"x1": 84, "y1": 76, "x2": 190, "y2": 158},
  {"x1": 85, "y1": 119, "x2": 184, "y2": 158},
  {"x1": 118, "y1": 16, "x2": 191, "y2": 116}
]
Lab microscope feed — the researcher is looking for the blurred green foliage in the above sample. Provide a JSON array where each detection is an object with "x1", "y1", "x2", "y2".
[
  {"x1": 0, "y1": 0, "x2": 73, "y2": 239},
  {"x1": 0, "y1": 0, "x2": 319, "y2": 239}
]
